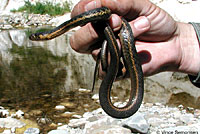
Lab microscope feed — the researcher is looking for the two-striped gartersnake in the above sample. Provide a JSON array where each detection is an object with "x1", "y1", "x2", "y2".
[{"x1": 29, "y1": 7, "x2": 144, "y2": 119}]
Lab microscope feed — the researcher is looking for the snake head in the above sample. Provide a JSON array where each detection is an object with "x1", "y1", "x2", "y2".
[
  {"x1": 29, "y1": 32, "x2": 49, "y2": 41},
  {"x1": 29, "y1": 33, "x2": 39, "y2": 41}
]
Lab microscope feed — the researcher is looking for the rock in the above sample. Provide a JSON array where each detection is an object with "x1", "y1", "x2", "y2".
[
  {"x1": 37, "y1": 117, "x2": 52, "y2": 125},
  {"x1": 48, "y1": 130, "x2": 69, "y2": 134},
  {"x1": 113, "y1": 102, "x2": 126, "y2": 108},
  {"x1": 68, "y1": 118, "x2": 89, "y2": 128},
  {"x1": 57, "y1": 123, "x2": 63, "y2": 126},
  {"x1": 0, "y1": 117, "x2": 25, "y2": 128},
  {"x1": 29, "y1": 110, "x2": 42, "y2": 116},
  {"x1": 49, "y1": 123, "x2": 57, "y2": 129},
  {"x1": 2, "y1": 129, "x2": 11, "y2": 134},
  {"x1": 186, "y1": 107, "x2": 194, "y2": 112},
  {"x1": 82, "y1": 112, "x2": 94, "y2": 119},
  {"x1": 177, "y1": 0, "x2": 191, "y2": 4},
  {"x1": 60, "y1": 112, "x2": 74, "y2": 118},
  {"x1": 122, "y1": 112, "x2": 150, "y2": 133},
  {"x1": 60, "y1": 102, "x2": 76, "y2": 109},
  {"x1": 194, "y1": 109, "x2": 200, "y2": 118},
  {"x1": 78, "y1": 88, "x2": 90, "y2": 93},
  {"x1": 0, "y1": 109, "x2": 9, "y2": 117},
  {"x1": 180, "y1": 113, "x2": 195, "y2": 124},
  {"x1": 92, "y1": 94, "x2": 99, "y2": 100},
  {"x1": 161, "y1": 125, "x2": 200, "y2": 133},
  {"x1": 171, "y1": 111, "x2": 182, "y2": 119},
  {"x1": 15, "y1": 110, "x2": 24, "y2": 118},
  {"x1": 178, "y1": 104, "x2": 184, "y2": 110},
  {"x1": 2, "y1": 25, "x2": 13, "y2": 29},
  {"x1": 91, "y1": 108, "x2": 106, "y2": 115},
  {"x1": 11, "y1": 127, "x2": 15, "y2": 133},
  {"x1": 154, "y1": 103, "x2": 162, "y2": 106},
  {"x1": 24, "y1": 128, "x2": 40, "y2": 134},
  {"x1": 57, "y1": 125, "x2": 83, "y2": 134},
  {"x1": 72, "y1": 114, "x2": 82, "y2": 119},
  {"x1": 148, "y1": 117, "x2": 165, "y2": 127},
  {"x1": 84, "y1": 116, "x2": 131, "y2": 134},
  {"x1": 85, "y1": 125, "x2": 132, "y2": 134},
  {"x1": 55, "y1": 105, "x2": 65, "y2": 110},
  {"x1": 24, "y1": 113, "x2": 30, "y2": 119}
]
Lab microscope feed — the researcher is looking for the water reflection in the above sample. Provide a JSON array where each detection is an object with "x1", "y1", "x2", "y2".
[
  {"x1": 0, "y1": 29, "x2": 132, "y2": 133},
  {"x1": 0, "y1": 29, "x2": 99, "y2": 133}
]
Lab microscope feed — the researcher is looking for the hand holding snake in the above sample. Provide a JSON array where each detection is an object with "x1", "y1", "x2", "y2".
[{"x1": 71, "y1": 0, "x2": 200, "y2": 76}]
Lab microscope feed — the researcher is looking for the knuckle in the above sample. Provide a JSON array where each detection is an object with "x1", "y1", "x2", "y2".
[
  {"x1": 69, "y1": 36, "x2": 81, "y2": 52},
  {"x1": 88, "y1": 24, "x2": 98, "y2": 41}
]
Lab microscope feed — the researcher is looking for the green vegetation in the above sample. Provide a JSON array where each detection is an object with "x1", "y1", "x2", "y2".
[{"x1": 11, "y1": 0, "x2": 72, "y2": 16}]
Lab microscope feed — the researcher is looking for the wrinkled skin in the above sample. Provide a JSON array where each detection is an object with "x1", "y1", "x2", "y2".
[{"x1": 70, "y1": 0, "x2": 200, "y2": 77}]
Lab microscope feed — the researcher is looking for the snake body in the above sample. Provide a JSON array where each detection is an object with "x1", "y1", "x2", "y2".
[{"x1": 29, "y1": 7, "x2": 144, "y2": 119}]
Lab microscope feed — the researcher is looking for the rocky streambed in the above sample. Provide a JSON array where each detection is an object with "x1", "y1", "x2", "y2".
[{"x1": 1, "y1": 100, "x2": 200, "y2": 134}]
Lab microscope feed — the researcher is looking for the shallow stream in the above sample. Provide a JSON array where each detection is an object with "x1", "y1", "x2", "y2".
[{"x1": 0, "y1": 28, "x2": 131, "y2": 133}]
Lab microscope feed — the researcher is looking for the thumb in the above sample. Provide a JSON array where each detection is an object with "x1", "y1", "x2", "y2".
[
  {"x1": 110, "y1": 15, "x2": 150, "y2": 37},
  {"x1": 129, "y1": 16, "x2": 150, "y2": 37}
]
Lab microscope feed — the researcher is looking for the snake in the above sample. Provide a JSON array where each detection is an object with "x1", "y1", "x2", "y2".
[{"x1": 29, "y1": 7, "x2": 144, "y2": 119}]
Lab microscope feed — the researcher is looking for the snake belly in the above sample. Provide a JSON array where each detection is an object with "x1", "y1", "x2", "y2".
[{"x1": 29, "y1": 7, "x2": 144, "y2": 119}]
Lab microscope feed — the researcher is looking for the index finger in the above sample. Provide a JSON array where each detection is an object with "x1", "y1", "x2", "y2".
[{"x1": 71, "y1": 0, "x2": 152, "y2": 19}]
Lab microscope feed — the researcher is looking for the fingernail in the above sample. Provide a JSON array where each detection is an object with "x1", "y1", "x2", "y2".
[
  {"x1": 134, "y1": 17, "x2": 149, "y2": 30},
  {"x1": 85, "y1": 1, "x2": 97, "y2": 11}
]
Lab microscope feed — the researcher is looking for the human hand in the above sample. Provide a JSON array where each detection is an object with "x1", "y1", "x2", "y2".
[{"x1": 70, "y1": 0, "x2": 200, "y2": 77}]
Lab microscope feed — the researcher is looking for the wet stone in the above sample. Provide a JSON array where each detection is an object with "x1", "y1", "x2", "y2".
[
  {"x1": 11, "y1": 127, "x2": 15, "y2": 133},
  {"x1": 60, "y1": 102, "x2": 76, "y2": 109},
  {"x1": 72, "y1": 114, "x2": 82, "y2": 119},
  {"x1": 49, "y1": 123, "x2": 57, "y2": 129},
  {"x1": 15, "y1": 110, "x2": 24, "y2": 118},
  {"x1": 24, "y1": 128, "x2": 40, "y2": 134},
  {"x1": 55, "y1": 105, "x2": 65, "y2": 110},
  {"x1": 29, "y1": 110, "x2": 42, "y2": 116},
  {"x1": 37, "y1": 117, "x2": 52, "y2": 125},
  {"x1": 2, "y1": 129, "x2": 11, "y2": 134},
  {"x1": 0, "y1": 118, "x2": 25, "y2": 128},
  {"x1": 0, "y1": 109, "x2": 9, "y2": 118},
  {"x1": 60, "y1": 112, "x2": 74, "y2": 118},
  {"x1": 78, "y1": 88, "x2": 90, "y2": 93},
  {"x1": 48, "y1": 130, "x2": 69, "y2": 134},
  {"x1": 92, "y1": 94, "x2": 99, "y2": 100},
  {"x1": 57, "y1": 125, "x2": 83, "y2": 134}
]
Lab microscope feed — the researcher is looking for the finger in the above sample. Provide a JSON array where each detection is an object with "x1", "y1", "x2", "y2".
[
  {"x1": 70, "y1": 14, "x2": 121, "y2": 53},
  {"x1": 129, "y1": 16, "x2": 150, "y2": 38},
  {"x1": 70, "y1": 23, "x2": 98, "y2": 53},
  {"x1": 71, "y1": 0, "x2": 152, "y2": 19}
]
